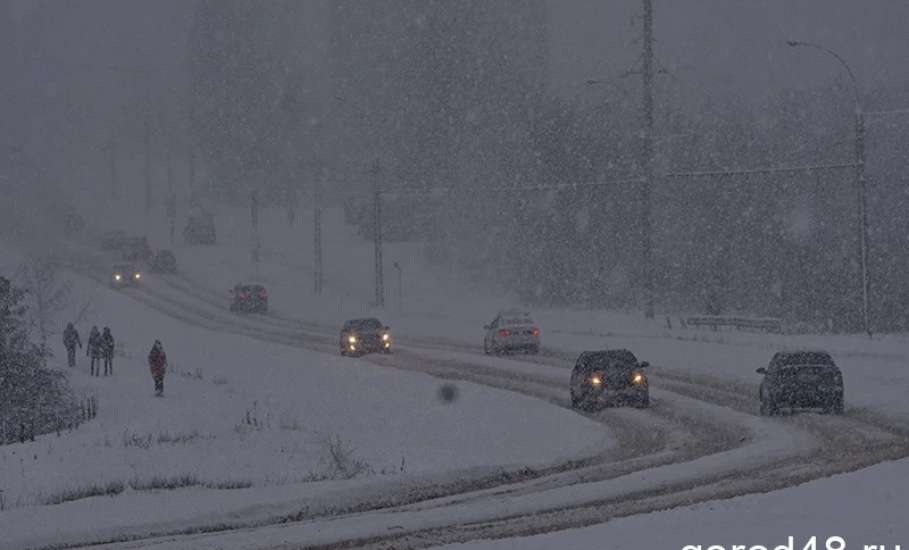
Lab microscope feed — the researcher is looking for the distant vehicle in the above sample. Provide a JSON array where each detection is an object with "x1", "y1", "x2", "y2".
[
  {"x1": 120, "y1": 236, "x2": 153, "y2": 262},
  {"x1": 150, "y1": 249, "x2": 177, "y2": 274},
  {"x1": 184, "y1": 208, "x2": 216, "y2": 245},
  {"x1": 229, "y1": 283, "x2": 268, "y2": 313},
  {"x1": 340, "y1": 318, "x2": 392, "y2": 356},
  {"x1": 111, "y1": 264, "x2": 142, "y2": 287},
  {"x1": 100, "y1": 230, "x2": 128, "y2": 251},
  {"x1": 483, "y1": 310, "x2": 540, "y2": 354},
  {"x1": 757, "y1": 350, "x2": 844, "y2": 415},
  {"x1": 570, "y1": 349, "x2": 650, "y2": 410}
]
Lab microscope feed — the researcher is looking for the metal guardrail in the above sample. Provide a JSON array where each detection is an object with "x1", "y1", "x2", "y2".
[{"x1": 684, "y1": 315, "x2": 783, "y2": 334}]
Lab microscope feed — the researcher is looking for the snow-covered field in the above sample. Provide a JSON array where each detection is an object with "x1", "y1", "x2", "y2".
[{"x1": 0, "y1": 242, "x2": 612, "y2": 549}]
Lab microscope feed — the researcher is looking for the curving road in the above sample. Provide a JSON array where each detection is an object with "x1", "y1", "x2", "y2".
[{"x1": 49, "y1": 251, "x2": 909, "y2": 550}]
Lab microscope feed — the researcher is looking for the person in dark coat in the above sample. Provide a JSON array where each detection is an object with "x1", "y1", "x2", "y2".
[
  {"x1": 87, "y1": 325, "x2": 102, "y2": 376},
  {"x1": 148, "y1": 340, "x2": 167, "y2": 396},
  {"x1": 62, "y1": 322, "x2": 82, "y2": 368},
  {"x1": 101, "y1": 327, "x2": 115, "y2": 376}
]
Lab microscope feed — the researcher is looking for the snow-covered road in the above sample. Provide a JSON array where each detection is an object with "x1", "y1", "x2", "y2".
[{"x1": 12, "y1": 241, "x2": 903, "y2": 550}]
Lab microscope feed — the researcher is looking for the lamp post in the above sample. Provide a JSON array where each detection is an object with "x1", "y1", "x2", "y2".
[{"x1": 787, "y1": 40, "x2": 870, "y2": 336}]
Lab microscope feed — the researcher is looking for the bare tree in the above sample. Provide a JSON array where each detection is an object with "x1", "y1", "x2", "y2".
[{"x1": 16, "y1": 258, "x2": 74, "y2": 345}]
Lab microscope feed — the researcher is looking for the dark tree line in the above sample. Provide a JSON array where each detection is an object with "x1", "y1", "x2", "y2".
[{"x1": 187, "y1": 2, "x2": 909, "y2": 331}]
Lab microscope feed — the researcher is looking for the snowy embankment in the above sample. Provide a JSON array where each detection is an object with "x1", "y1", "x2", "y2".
[{"x1": 0, "y1": 243, "x2": 611, "y2": 549}]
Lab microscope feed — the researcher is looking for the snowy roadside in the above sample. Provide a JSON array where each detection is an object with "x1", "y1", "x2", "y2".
[{"x1": 440, "y1": 455, "x2": 909, "y2": 550}]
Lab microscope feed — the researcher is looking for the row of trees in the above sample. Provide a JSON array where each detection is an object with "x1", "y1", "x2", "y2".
[{"x1": 186, "y1": 2, "x2": 909, "y2": 331}]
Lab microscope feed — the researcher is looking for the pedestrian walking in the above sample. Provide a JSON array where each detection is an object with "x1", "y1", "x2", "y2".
[
  {"x1": 148, "y1": 340, "x2": 167, "y2": 396},
  {"x1": 101, "y1": 327, "x2": 115, "y2": 376},
  {"x1": 62, "y1": 322, "x2": 82, "y2": 368},
  {"x1": 87, "y1": 325, "x2": 102, "y2": 376}
]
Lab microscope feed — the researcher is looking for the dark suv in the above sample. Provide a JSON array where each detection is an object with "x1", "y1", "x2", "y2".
[
  {"x1": 570, "y1": 349, "x2": 650, "y2": 410},
  {"x1": 229, "y1": 283, "x2": 268, "y2": 313},
  {"x1": 757, "y1": 350, "x2": 844, "y2": 415},
  {"x1": 340, "y1": 318, "x2": 392, "y2": 356}
]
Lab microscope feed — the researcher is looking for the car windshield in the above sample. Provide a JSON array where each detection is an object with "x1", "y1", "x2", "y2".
[
  {"x1": 348, "y1": 319, "x2": 382, "y2": 330},
  {"x1": 577, "y1": 350, "x2": 638, "y2": 374}
]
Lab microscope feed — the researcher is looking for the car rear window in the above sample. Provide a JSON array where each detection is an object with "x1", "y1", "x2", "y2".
[
  {"x1": 775, "y1": 352, "x2": 834, "y2": 367},
  {"x1": 501, "y1": 317, "x2": 533, "y2": 326}
]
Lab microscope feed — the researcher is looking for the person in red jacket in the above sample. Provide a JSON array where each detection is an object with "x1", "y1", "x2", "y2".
[{"x1": 148, "y1": 340, "x2": 167, "y2": 396}]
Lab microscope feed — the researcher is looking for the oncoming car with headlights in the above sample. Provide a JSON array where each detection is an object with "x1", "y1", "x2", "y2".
[
  {"x1": 111, "y1": 264, "x2": 142, "y2": 287},
  {"x1": 340, "y1": 318, "x2": 392, "y2": 356},
  {"x1": 570, "y1": 349, "x2": 650, "y2": 410}
]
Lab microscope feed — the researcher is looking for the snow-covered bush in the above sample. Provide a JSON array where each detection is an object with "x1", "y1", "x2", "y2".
[{"x1": 0, "y1": 276, "x2": 79, "y2": 445}]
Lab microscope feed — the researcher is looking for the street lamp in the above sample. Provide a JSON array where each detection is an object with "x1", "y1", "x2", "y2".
[{"x1": 788, "y1": 40, "x2": 871, "y2": 336}]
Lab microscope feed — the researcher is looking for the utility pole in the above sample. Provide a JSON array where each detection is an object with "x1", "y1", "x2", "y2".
[
  {"x1": 314, "y1": 178, "x2": 323, "y2": 295},
  {"x1": 250, "y1": 189, "x2": 260, "y2": 275},
  {"x1": 640, "y1": 0, "x2": 656, "y2": 319},
  {"x1": 373, "y1": 159, "x2": 385, "y2": 308},
  {"x1": 188, "y1": 150, "x2": 195, "y2": 200},
  {"x1": 144, "y1": 112, "x2": 152, "y2": 214},
  {"x1": 166, "y1": 141, "x2": 176, "y2": 245},
  {"x1": 393, "y1": 261, "x2": 403, "y2": 314},
  {"x1": 855, "y1": 110, "x2": 870, "y2": 336},
  {"x1": 108, "y1": 138, "x2": 118, "y2": 198}
]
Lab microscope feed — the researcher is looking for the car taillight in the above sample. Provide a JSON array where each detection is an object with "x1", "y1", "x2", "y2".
[
  {"x1": 498, "y1": 329, "x2": 511, "y2": 337},
  {"x1": 531, "y1": 327, "x2": 540, "y2": 337},
  {"x1": 239, "y1": 292, "x2": 248, "y2": 299}
]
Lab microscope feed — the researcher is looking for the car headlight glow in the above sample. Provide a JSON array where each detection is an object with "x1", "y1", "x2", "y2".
[
  {"x1": 590, "y1": 376, "x2": 602, "y2": 386},
  {"x1": 348, "y1": 335, "x2": 357, "y2": 344},
  {"x1": 134, "y1": 272, "x2": 141, "y2": 280},
  {"x1": 114, "y1": 273, "x2": 122, "y2": 281},
  {"x1": 382, "y1": 333, "x2": 390, "y2": 341},
  {"x1": 632, "y1": 373, "x2": 645, "y2": 384}
]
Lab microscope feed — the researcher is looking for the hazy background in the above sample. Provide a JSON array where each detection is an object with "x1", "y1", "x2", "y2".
[{"x1": 2, "y1": 0, "x2": 908, "y2": 330}]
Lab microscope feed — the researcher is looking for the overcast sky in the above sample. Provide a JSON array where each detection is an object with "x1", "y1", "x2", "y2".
[
  {"x1": 551, "y1": 0, "x2": 909, "y2": 109},
  {"x1": 6, "y1": 0, "x2": 909, "y2": 153},
  {"x1": 10, "y1": 0, "x2": 909, "y2": 102}
]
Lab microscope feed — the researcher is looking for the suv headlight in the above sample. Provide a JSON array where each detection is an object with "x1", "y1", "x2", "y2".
[
  {"x1": 348, "y1": 335, "x2": 357, "y2": 344},
  {"x1": 382, "y1": 333, "x2": 390, "y2": 341}
]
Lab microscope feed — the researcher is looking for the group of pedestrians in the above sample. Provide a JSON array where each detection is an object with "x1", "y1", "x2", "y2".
[{"x1": 62, "y1": 323, "x2": 169, "y2": 396}]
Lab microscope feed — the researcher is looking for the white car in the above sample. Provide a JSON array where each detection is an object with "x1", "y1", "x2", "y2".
[{"x1": 483, "y1": 311, "x2": 540, "y2": 355}]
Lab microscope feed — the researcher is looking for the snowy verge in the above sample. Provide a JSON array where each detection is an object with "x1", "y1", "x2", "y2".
[{"x1": 441, "y1": 455, "x2": 909, "y2": 550}]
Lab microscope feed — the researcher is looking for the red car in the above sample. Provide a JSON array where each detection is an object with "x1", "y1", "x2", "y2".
[{"x1": 229, "y1": 283, "x2": 268, "y2": 313}]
